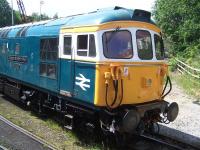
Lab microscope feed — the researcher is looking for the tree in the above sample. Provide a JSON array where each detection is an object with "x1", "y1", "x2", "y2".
[
  {"x1": 53, "y1": 13, "x2": 58, "y2": 19},
  {"x1": 14, "y1": 10, "x2": 23, "y2": 25},
  {"x1": 153, "y1": 0, "x2": 200, "y2": 57},
  {"x1": 30, "y1": 12, "x2": 50, "y2": 22},
  {"x1": 0, "y1": 0, "x2": 12, "y2": 27},
  {"x1": 0, "y1": 0, "x2": 23, "y2": 27},
  {"x1": 30, "y1": 12, "x2": 40, "y2": 21},
  {"x1": 41, "y1": 13, "x2": 50, "y2": 20}
]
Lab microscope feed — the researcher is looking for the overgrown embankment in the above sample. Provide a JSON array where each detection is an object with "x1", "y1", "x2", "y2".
[
  {"x1": 154, "y1": 0, "x2": 200, "y2": 61},
  {"x1": 154, "y1": 0, "x2": 200, "y2": 98},
  {"x1": 170, "y1": 72, "x2": 200, "y2": 100}
]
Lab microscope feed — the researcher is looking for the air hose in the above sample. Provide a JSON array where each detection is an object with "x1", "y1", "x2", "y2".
[
  {"x1": 105, "y1": 79, "x2": 124, "y2": 110},
  {"x1": 111, "y1": 80, "x2": 118, "y2": 106},
  {"x1": 161, "y1": 76, "x2": 172, "y2": 99},
  {"x1": 105, "y1": 67, "x2": 124, "y2": 110}
]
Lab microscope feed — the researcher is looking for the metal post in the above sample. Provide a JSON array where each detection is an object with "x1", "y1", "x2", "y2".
[
  {"x1": 11, "y1": 0, "x2": 14, "y2": 25},
  {"x1": 40, "y1": 0, "x2": 44, "y2": 20}
]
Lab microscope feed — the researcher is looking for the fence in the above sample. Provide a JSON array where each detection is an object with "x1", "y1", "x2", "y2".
[{"x1": 176, "y1": 58, "x2": 200, "y2": 79}]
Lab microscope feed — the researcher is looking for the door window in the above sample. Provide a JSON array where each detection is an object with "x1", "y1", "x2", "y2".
[{"x1": 64, "y1": 36, "x2": 72, "y2": 55}]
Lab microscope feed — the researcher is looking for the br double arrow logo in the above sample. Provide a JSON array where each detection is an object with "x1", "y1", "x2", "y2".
[{"x1": 75, "y1": 74, "x2": 90, "y2": 91}]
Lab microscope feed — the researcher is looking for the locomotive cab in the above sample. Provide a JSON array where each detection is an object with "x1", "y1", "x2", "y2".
[
  {"x1": 95, "y1": 25, "x2": 178, "y2": 133},
  {"x1": 59, "y1": 8, "x2": 179, "y2": 134}
]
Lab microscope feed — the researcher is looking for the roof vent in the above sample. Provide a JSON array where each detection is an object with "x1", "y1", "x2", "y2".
[
  {"x1": 132, "y1": 9, "x2": 151, "y2": 22},
  {"x1": 114, "y1": 6, "x2": 125, "y2": 10}
]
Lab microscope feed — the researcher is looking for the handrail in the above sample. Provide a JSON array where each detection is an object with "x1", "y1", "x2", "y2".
[
  {"x1": 175, "y1": 58, "x2": 200, "y2": 79},
  {"x1": 175, "y1": 58, "x2": 200, "y2": 72}
]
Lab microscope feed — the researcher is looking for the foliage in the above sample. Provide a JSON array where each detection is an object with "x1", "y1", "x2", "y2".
[
  {"x1": 0, "y1": 0, "x2": 24, "y2": 27},
  {"x1": 173, "y1": 73, "x2": 200, "y2": 100},
  {"x1": 181, "y1": 43, "x2": 200, "y2": 68},
  {"x1": 0, "y1": 0, "x2": 51, "y2": 27},
  {"x1": 169, "y1": 58, "x2": 178, "y2": 72},
  {"x1": 0, "y1": 0, "x2": 12, "y2": 27},
  {"x1": 14, "y1": 10, "x2": 23, "y2": 25},
  {"x1": 53, "y1": 13, "x2": 58, "y2": 19},
  {"x1": 30, "y1": 12, "x2": 50, "y2": 22},
  {"x1": 153, "y1": 0, "x2": 200, "y2": 59}
]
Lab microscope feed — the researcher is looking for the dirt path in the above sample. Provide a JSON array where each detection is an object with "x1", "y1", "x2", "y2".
[{"x1": 164, "y1": 81, "x2": 200, "y2": 138}]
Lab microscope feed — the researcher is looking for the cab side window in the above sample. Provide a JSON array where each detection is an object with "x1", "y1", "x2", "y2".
[
  {"x1": 136, "y1": 30, "x2": 153, "y2": 60},
  {"x1": 77, "y1": 34, "x2": 96, "y2": 57},
  {"x1": 154, "y1": 34, "x2": 164, "y2": 60}
]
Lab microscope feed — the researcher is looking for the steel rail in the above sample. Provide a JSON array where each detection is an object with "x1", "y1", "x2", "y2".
[
  {"x1": 140, "y1": 133, "x2": 198, "y2": 150},
  {"x1": 0, "y1": 146, "x2": 8, "y2": 150},
  {"x1": 140, "y1": 134, "x2": 184, "y2": 150},
  {"x1": 0, "y1": 115, "x2": 57, "y2": 150}
]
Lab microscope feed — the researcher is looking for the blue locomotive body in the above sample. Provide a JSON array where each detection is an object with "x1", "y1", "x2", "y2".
[
  {"x1": 0, "y1": 7, "x2": 178, "y2": 134},
  {"x1": 0, "y1": 16, "x2": 97, "y2": 104}
]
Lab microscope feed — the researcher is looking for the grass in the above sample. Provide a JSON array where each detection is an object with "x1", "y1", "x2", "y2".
[
  {"x1": 171, "y1": 72, "x2": 200, "y2": 102},
  {"x1": 0, "y1": 96, "x2": 101, "y2": 150}
]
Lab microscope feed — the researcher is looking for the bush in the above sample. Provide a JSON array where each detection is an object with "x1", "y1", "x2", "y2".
[{"x1": 169, "y1": 58, "x2": 178, "y2": 72}]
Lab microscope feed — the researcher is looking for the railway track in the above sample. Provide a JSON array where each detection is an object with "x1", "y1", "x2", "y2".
[
  {"x1": 0, "y1": 112, "x2": 198, "y2": 150},
  {"x1": 0, "y1": 115, "x2": 57, "y2": 150},
  {"x1": 131, "y1": 133, "x2": 199, "y2": 150},
  {"x1": 0, "y1": 95, "x2": 199, "y2": 150}
]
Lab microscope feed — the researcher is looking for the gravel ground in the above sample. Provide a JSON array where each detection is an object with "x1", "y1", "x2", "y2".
[{"x1": 160, "y1": 81, "x2": 200, "y2": 148}]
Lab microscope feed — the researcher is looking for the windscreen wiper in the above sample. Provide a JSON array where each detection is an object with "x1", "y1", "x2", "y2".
[{"x1": 106, "y1": 26, "x2": 121, "y2": 44}]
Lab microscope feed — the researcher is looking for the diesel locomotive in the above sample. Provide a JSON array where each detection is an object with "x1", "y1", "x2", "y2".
[{"x1": 0, "y1": 7, "x2": 178, "y2": 134}]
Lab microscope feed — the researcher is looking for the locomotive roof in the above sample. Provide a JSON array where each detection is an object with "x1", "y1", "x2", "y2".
[{"x1": 0, "y1": 6, "x2": 156, "y2": 38}]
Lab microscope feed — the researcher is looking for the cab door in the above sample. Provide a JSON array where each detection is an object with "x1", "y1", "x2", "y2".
[{"x1": 59, "y1": 34, "x2": 74, "y2": 96}]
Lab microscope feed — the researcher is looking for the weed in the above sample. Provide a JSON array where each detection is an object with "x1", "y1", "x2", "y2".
[{"x1": 172, "y1": 73, "x2": 200, "y2": 101}]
